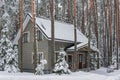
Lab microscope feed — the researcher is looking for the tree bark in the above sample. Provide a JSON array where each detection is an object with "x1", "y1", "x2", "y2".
[
  {"x1": 73, "y1": 0, "x2": 77, "y2": 71},
  {"x1": 93, "y1": 0, "x2": 100, "y2": 69},
  {"x1": 31, "y1": 0, "x2": 37, "y2": 73},
  {"x1": 62, "y1": 0, "x2": 66, "y2": 21},
  {"x1": 49, "y1": 0, "x2": 55, "y2": 71},
  {"x1": 107, "y1": 0, "x2": 112, "y2": 66},
  {"x1": 36, "y1": 0, "x2": 38, "y2": 16},
  {"x1": 81, "y1": 0, "x2": 85, "y2": 34},
  {"x1": 55, "y1": 0, "x2": 59, "y2": 20},
  {"x1": 102, "y1": 0, "x2": 107, "y2": 67},
  {"x1": 114, "y1": 0, "x2": 119, "y2": 70},
  {"x1": 19, "y1": 0, "x2": 24, "y2": 72},
  {"x1": 68, "y1": 0, "x2": 71, "y2": 23}
]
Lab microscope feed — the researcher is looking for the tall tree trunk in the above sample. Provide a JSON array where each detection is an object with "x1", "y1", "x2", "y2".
[
  {"x1": 55, "y1": 0, "x2": 58, "y2": 20},
  {"x1": 36, "y1": 0, "x2": 38, "y2": 16},
  {"x1": 93, "y1": 0, "x2": 100, "y2": 68},
  {"x1": 62, "y1": 0, "x2": 66, "y2": 21},
  {"x1": 31, "y1": 0, "x2": 37, "y2": 73},
  {"x1": 73, "y1": 0, "x2": 77, "y2": 71},
  {"x1": 49, "y1": 0, "x2": 55, "y2": 71},
  {"x1": 102, "y1": 0, "x2": 107, "y2": 67},
  {"x1": 84, "y1": 0, "x2": 89, "y2": 36},
  {"x1": 114, "y1": 0, "x2": 119, "y2": 70},
  {"x1": 86, "y1": 0, "x2": 88, "y2": 27},
  {"x1": 19, "y1": 0, "x2": 24, "y2": 72},
  {"x1": 87, "y1": 0, "x2": 94, "y2": 71},
  {"x1": 107, "y1": 0, "x2": 112, "y2": 66},
  {"x1": 81, "y1": 0, "x2": 85, "y2": 34},
  {"x1": 68, "y1": 0, "x2": 70, "y2": 23}
]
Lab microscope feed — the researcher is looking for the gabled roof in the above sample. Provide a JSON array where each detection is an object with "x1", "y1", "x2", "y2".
[{"x1": 13, "y1": 13, "x2": 88, "y2": 44}]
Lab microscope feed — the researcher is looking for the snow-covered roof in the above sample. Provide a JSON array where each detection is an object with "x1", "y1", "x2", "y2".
[{"x1": 13, "y1": 14, "x2": 88, "y2": 44}]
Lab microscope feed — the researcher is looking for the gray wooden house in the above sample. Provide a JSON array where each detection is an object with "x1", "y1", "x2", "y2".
[{"x1": 13, "y1": 14, "x2": 99, "y2": 73}]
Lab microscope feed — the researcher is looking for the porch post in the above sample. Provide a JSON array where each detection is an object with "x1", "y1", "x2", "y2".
[{"x1": 97, "y1": 52, "x2": 100, "y2": 69}]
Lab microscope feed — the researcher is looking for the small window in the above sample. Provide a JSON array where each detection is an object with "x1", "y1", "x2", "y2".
[
  {"x1": 37, "y1": 52, "x2": 44, "y2": 62},
  {"x1": 56, "y1": 52, "x2": 59, "y2": 62},
  {"x1": 37, "y1": 30, "x2": 43, "y2": 41},
  {"x1": 23, "y1": 32, "x2": 29, "y2": 43}
]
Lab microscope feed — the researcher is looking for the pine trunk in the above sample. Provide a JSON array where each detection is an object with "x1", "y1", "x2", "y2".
[
  {"x1": 49, "y1": 0, "x2": 55, "y2": 71},
  {"x1": 62, "y1": 0, "x2": 66, "y2": 21},
  {"x1": 55, "y1": 0, "x2": 58, "y2": 20},
  {"x1": 68, "y1": 0, "x2": 71, "y2": 23},
  {"x1": 114, "y1": 0, "x2": 119, "y2": 70},
  {"x1": 73, "y1": 0, "x2": 77, "y2": 71},
  {"x1": 31, "y1": 0, "x2": 37, "y2": 73},
  {"x1": 93, "y1": 0, "x2": 100, "y2": 69},
  {"x1": 36, "y1": 0, "x2": 38, "y2": 16},
  {"x1": 81, "y1": 0, "x2": 85, "y2": 34},
  {"x1": 107, "y1": 0, "x2": 112, "y2": 66},
  {"x1": 19, "y1": 0, "x2": 24, "y2": 72},
  {"x1": 102, "y1": 0, "x2": 107, "y2": 67}
]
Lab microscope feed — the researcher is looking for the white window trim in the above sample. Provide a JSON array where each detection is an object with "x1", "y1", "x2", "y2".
[
  {"x1": 23, "y1": 31, "x2": 30, "y2": 43},
  {"x1": 32, "y1": 52, "x2": 34, "y2": 64}
]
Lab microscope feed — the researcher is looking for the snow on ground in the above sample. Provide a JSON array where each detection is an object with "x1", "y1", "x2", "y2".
[{"x1": 0, "y1": 67, "x2": 120, "y2": 80}]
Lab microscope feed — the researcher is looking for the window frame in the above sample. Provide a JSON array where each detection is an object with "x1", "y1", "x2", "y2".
[
  {"x1": 22, "y1": 31, "x2": 30, "y2": 43},
  {"x1": 37, "y1": 52, "x2": 44, "y2": 63},
  {"x1": 36, "y1": 30, "x2": 43, "y2": 41}
]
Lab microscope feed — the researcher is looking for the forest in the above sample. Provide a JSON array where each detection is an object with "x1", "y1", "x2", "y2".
[{"x1": 0, "y1": 0, "x2": 120, "y2": 74}]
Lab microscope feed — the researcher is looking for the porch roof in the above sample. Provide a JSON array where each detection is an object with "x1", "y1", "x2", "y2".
[{"x1": 67, "y1": 42, "x2": 100, "y2": 53}]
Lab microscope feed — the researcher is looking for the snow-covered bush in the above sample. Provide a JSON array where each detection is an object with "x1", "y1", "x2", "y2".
[
  {"x1": 107, "y1": 66, "x2": 114, "y2": 73},
  {"x1": 4, "y1": 45, "x2": 19, "y2": 73},
  {"x1": 35, "y1": 60, "x2": 47, "y2": 75},
  {"x1": 53, "y1": 48, "x2": 71, "y2": 75}
]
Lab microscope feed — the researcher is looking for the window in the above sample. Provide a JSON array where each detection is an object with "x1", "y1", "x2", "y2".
[
  {"x1": 23, "y1": 32, "x2": 29, "y2": 43},
  {"x1": 55, "y1": 52, "x2": 59, "y2": 62},
  {"x1": 37, "y1": 30, "x2": 43, "y2": 41},
  {"x1": 32, "y1": 52, "x2": 44, "y2": 63},
  {"x1": 37, "y1": 52, "x2": 44, "y2": 62},
  {"x1": 68, "y1": 55, "x2": 72, "y2": 63}
]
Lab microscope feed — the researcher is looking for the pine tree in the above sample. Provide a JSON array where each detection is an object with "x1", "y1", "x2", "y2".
[
  {"x1": 0, "y1": 18, "x2": 19, "y2": 73},
  {"x1": 53, "y1": 49, "x2": 71, "y2": 75},
  {"x1": 4, "y1": 41, "x2": 19, "y2": 73},
  {"x1": 0, "y1": 24, "x2": 10, "y2": 71}
]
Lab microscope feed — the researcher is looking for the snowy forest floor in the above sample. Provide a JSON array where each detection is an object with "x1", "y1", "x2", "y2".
[{"x1": 0, "y1": 67, "x2": 120, "y2": 80}]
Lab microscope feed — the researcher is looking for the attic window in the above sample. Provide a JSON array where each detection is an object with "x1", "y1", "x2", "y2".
[
  {"x1": 41, "y1": 24, "x2": 46, "y2": 30},
  {"x1": 23, "y1": 32, "x2": 30, "y2": 43}
]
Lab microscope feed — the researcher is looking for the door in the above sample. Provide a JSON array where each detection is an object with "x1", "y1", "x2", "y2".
[
  {"x1": 68, "y1": 55, "x2": 72, "y2": 69},
  {"x1": 78, "y1": 54, "x2": 83, "y2": 69}
]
